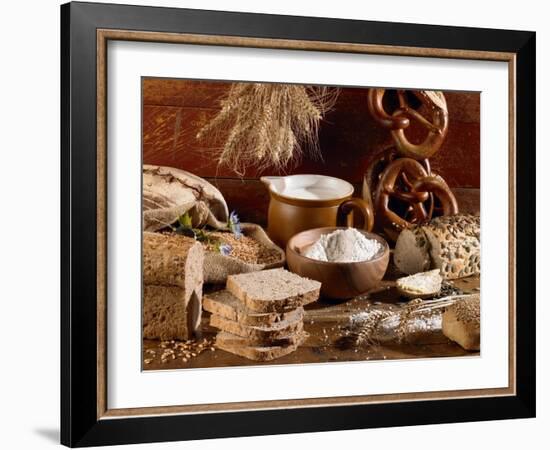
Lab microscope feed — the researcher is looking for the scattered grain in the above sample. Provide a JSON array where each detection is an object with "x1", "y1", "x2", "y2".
[{"x1": 205, "y1": 232, "x2": 281, "y2": 265}]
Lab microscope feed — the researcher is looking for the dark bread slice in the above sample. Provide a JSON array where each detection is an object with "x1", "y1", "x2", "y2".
[
  {"x1": 203, "y1": 290, "x2": 303, "y2": 326},
  {"x1": 226, "y1": 268, "x2": 321, "y2": 313},
  {"x1": 215, "y1": 330, "x2": 308, "y2": 347},
  {"x1": 210, "y1": 313, "x2": 303, "y2": 340},
  {"x1": 215, "y1": 331, "x2": 307, "y2": 361}
]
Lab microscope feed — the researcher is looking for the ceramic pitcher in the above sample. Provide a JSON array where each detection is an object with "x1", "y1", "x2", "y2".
[{"x1": 260, "y1": 174, "x2": 374, "y2": 248}]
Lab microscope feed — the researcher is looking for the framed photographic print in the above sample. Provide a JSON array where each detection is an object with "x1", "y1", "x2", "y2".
[{"x1": 61, "y1": 1, "x2": 536, "y2": 447}]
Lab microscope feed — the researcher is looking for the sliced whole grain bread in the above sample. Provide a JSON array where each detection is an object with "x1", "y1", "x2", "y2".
[
  {"x1": 215, "y1": 331, "x2": 307, "y2": 361},
  {"x1": 203, "y1": 290, "x2": 304, "y2": 326},
  {"x1": 226, "y1": 268, "x2": 321, "y2": 313},
  {"x1": 215, "y1": 329, "x2": 308, "y2": 347},
  {"x1": 210, "y1": 313, "x2": 303, "y2": 340}
]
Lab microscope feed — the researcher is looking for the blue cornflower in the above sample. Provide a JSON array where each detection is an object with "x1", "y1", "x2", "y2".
[
  {"x1": 219, "y1": 243, "x2": 233, "y2": 256},
  {"x1": 228, "y1": 211, "x2": 243, "y2": 239}
]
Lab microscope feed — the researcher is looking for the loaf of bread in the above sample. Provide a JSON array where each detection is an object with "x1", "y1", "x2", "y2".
[
  {"x1": 442, "y1": 294, "x2": 480, "y2": 351},
  {"x1": 143, "y1": 285, "x2": 202, "y2": 340},
  {"x1": 394, "y1": 214, "x2": 480, "y2": 279},
  {"x1": 226, "y1": 268, "x2": 321, "y2": 312},
  {"x1": 143, "y1": 164, "x2": 228, "y2": 232},
  {"x1": 142, "y1": 232, "x2": 204, "y2": 340}
]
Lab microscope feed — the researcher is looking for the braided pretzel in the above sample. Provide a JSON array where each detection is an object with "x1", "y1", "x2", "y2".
[
  {"x1": 373, "y1": 158, "x2": 458, "y2": 241},
  {"x1": 367, "y1": 89, "x2": 449, "y2": 160}
]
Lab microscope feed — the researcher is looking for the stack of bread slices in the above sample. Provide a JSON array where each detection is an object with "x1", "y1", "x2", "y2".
[{"x1": 204, "y1": 268, "x2": 321, "y2": 361}]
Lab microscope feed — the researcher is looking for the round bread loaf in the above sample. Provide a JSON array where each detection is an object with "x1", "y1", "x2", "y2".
[
  {"x1": 393, "y1": 214, "x2": 480, "y2": 280},
  {"x1": 143, "y1": 164, "x2": 228, "y2": 231},
  {"x1": 442, "y1": 294, "x2": 480, "y2": 351}
]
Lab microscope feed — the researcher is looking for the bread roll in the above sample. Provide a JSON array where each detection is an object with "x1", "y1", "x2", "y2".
[
  {"x1": 442, "y1": 294, "x2": 480, "y2": 351},
  {"x1": 393, "y1": 214, "x2": 480, "y2": 279}
]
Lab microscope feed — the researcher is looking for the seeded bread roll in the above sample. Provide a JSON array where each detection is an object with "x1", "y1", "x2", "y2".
[
  {"x1": 203, "y1": 290, "x2": 303, "y2": 326},
  {"x1": 393, "y1": 214, "x2": 480, "y2": 280},
  {"x1": 396, "y1": 269, "x2": 442, "y2": 298},
  {"x1": 442, "y1": 294, "x2": 480, "y2": 351},
  {"x1": 215, "y1": 331, "x2": 307, "y2": 361},
  {"x1": 226, "y1": 268, "x2": 321, "y2": 313},
  {"x1": 423, "y1": 215, "x2": 480, "y2": 279}
]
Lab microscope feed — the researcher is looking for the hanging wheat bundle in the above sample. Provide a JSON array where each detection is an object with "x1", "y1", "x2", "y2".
[{"x1": 197, "y1": 83, "x2": 338, "y2": 175}]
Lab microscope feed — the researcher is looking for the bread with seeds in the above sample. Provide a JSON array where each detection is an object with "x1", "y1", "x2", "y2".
[
  {"x1": 393, "y1": 214, "x2": 480, "y2": 279},
  {"x1": 442, "y1": 294, "x2": 480, "y2": 351}
]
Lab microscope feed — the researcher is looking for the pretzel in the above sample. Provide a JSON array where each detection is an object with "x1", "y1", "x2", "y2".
[
  {"x1": 373, "y1": 158, "x2": 458, "y2": 241},
  {"x1": 367, "y1": 89, "x2": 449, "y2": 160},
  {"x1": 362, "y1": 147, "x2": 430, "y2": 207}
]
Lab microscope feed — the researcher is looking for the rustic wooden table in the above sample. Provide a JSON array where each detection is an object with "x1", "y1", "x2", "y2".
[{"x1": 143, "y1": 274, "x2": 480, "y2": 370}]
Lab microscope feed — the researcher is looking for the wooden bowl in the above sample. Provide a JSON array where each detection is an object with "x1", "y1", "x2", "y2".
[{"x1": 286, "y1": 227, "x2": 389, "y2": 299}]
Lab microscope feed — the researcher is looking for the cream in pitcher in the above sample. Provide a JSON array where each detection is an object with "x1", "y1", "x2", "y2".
[{"x1": 260, "y1": 174, "x2": 374, "y2": 248}]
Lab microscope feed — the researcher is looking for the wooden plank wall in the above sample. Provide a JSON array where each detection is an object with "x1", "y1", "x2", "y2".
[{"x1": 143, "y1": 78, "x2": 480, "y2": 226}]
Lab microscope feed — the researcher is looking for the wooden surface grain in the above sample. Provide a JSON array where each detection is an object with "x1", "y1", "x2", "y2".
[{"x1": 143, "y1": 275, "x2": 480, "y2": 370}]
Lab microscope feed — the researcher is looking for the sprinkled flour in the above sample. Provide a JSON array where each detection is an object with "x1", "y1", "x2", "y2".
[{"x1": 304, "y1": 228, "x2": 383, "y2": 263}]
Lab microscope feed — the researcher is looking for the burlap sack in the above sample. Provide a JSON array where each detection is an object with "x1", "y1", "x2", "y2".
[
  {"x1": 142, "y1": 165, "x2": 284, "y2": 284},
  {"x1": 143, "y1": 164, "x2": 228, "y2": 231},
  {"x1": 204, "y1": 223, "x2": 285, "y2": 284},
  {"x1": 144, "y1": 198, "x2": 227, "y2": 232}
]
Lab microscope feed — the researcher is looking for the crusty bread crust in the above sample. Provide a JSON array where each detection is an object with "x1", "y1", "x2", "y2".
[
  {"x1": 423, "y1": 215, "x2": 480, "y2": 279},
  {"x1": 442, "y1": 294, "x2": 480, "y2": 351},
  {"x1": 393, "y1": 214, "x2": 480, "y2": 280}
]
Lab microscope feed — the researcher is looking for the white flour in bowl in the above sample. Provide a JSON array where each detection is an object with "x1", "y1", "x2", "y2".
[{"x1": 304, "y1": 228, "x2": 383, "y2": 263}]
